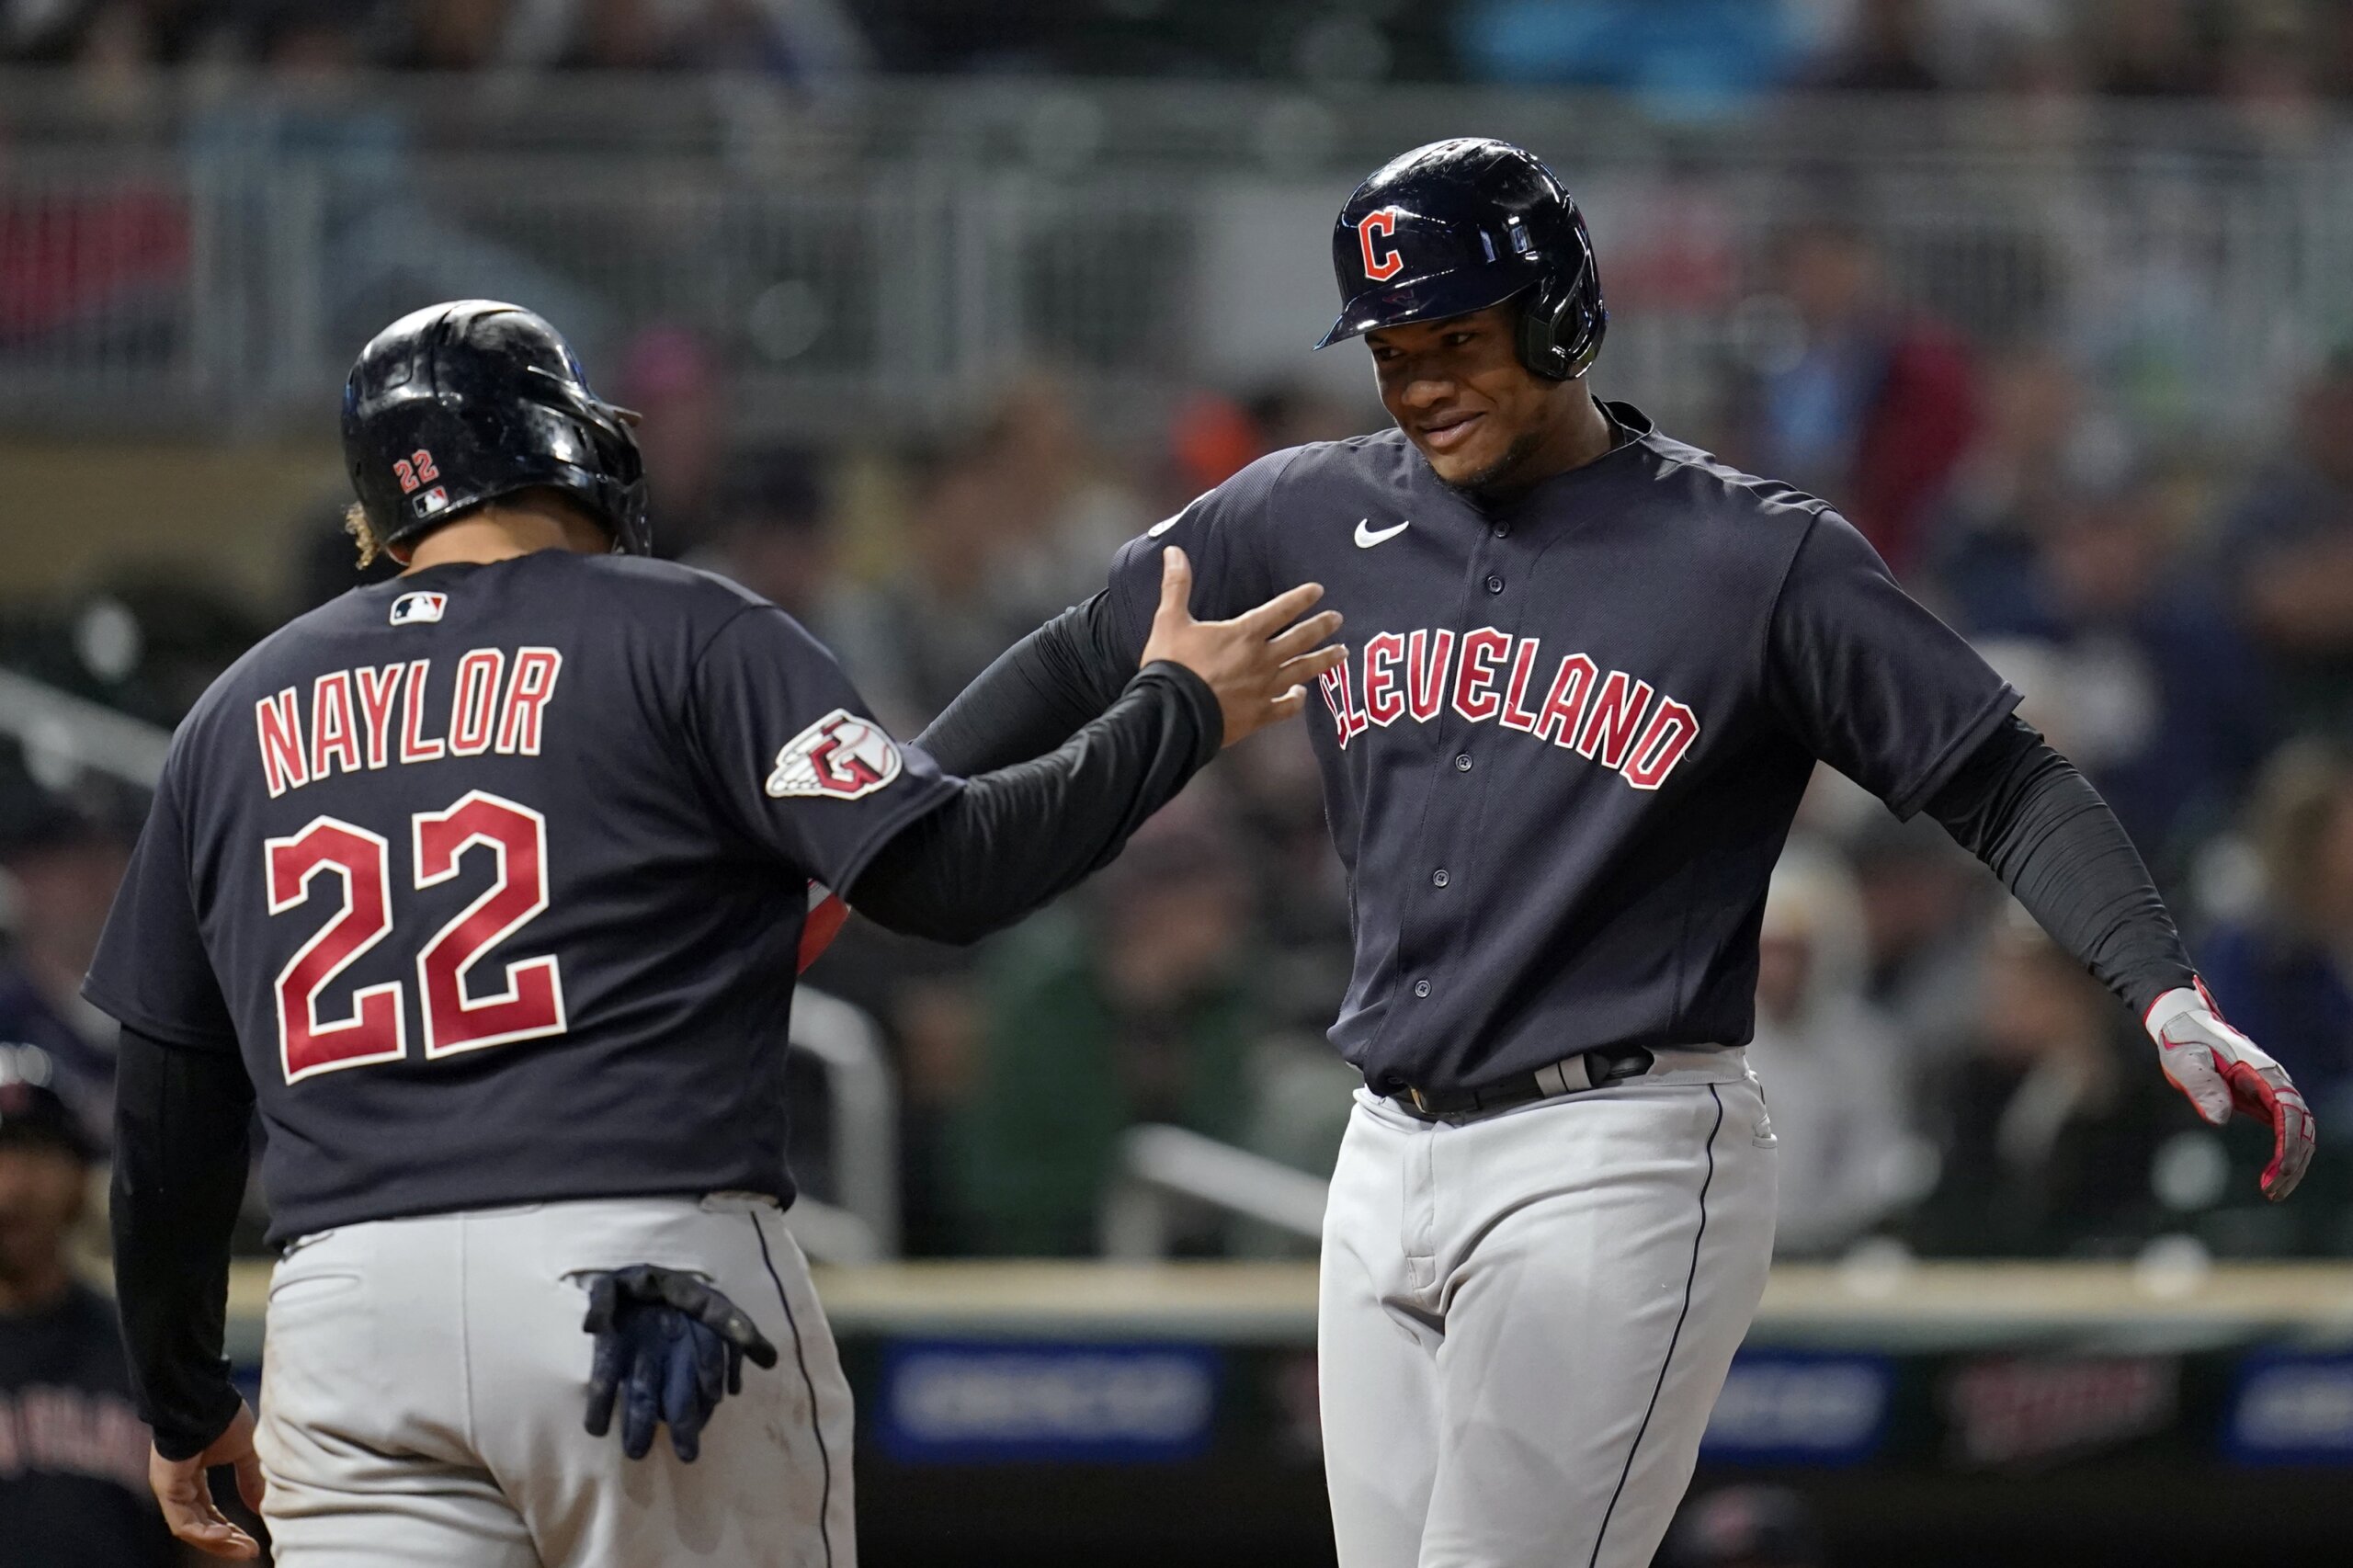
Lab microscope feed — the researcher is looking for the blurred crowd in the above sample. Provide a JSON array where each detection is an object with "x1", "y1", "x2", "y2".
[
  {"x1": 8, "y1": 0, "x2": 2353, "y2": 102},
  {"x1": 12, "y1": 197, "x2": 2353, "y2": 1273},
  {"x1": 8, "y1": 13, "x2": 2353, "y2": 1283}
]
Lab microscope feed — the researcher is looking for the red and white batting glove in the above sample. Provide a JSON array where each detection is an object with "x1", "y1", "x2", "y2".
[{"x1": 2146, "y1": 982, "x2": 2315, "y2": 1202}]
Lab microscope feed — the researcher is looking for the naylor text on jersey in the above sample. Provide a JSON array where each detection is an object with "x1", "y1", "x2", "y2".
[{"x1": 254, "y1": 647, "x2": 564, "y2": 798}]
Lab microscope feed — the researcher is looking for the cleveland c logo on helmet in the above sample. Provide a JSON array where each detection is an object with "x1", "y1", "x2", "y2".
[
  {"x1": 1358, "y1": 208, "x2": 1404, "y2": 282},
  {"x1": 1317, "y1": 139, "x2": 1607, "y2": 381}
]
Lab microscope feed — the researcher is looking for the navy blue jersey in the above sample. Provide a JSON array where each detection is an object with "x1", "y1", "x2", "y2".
[
  {"x1": 84, "y1": 552, "x2": 955, "y2": 1242},
  {"x1": 1105, "y1": 403, "x2": 2018, "y2": 1093}
]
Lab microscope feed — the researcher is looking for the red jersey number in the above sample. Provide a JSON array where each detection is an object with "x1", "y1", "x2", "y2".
[
  {"x1": 264, "y1": 790, "x2": 564, "y2": 1084},
  {"x1": 267, "y1": 819, "x2": 405, "y2": 1083}
]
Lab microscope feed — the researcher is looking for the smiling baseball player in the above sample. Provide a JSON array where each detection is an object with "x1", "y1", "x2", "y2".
[{"x1": 908, "y1": 139, "x2": 2316, "y2": 1567}]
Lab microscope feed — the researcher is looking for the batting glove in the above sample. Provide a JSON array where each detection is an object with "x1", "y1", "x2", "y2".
[
  {"x1": 581, "y1": 1266, "x2": 779, "y2": 1462},
  {"x1": 2145, "y1": 983, "x2": 2316, "y2": 1202}
]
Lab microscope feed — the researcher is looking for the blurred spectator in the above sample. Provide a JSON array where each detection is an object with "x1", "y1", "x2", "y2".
[
  {"x1": 829, "y1": 378, "x2": 1147, "y2": 731},
  {"x1": 686, "y1": 447, "x2": 839, "y2": 627},
  {"x1": 1733, "y1": 218, "x2": 1978, "y2": 576},
  {"x1": 534, "y1": 0, "x2": 866, "y2": 78},
  {"x1": 1847, "y1": 812, "x2": 1990, "y2": 1069},
  {"x1": 1811, "y1": 0, "x2": 1941, "y2": 92},
  {"x1": 617, "y1": 324, "x2": 728, "y2": 558},
  {"x1": 1165, "y1": 381, "x2": 1370, "y2": 505},
  {"x1": 559, "y1": 0, "x2": 676, "y2": 69},
  {"x1": 2193, "y1": 743, "x2": 2353, "y2": 1126},
  {"x1": 0, "y1": 1064, "x2": 178, "y2": 1565},
  {"x1": 1216, "y1": 723, "x2": 1350, "y2": 1006},
  {"x1": 823, "y1": 433, "x2": 1040, "y2": 733},
  {"x1": 2216, "y1": 347, "x2": 2353, "y2": 734},
  {"x1": 1928, "y1": 344, "x2": 2111, "y2": 599},
  {"x1": 1907, "y1": 913, "x2": 2169, "y2": 1257},
  {"x1": 0, "y1": 793, "x2": 131, "y2": 1149},
  {"x1": 1945, "y1": 467, "x2": 2272, "y2": 877},
  {"x1": 2086, "y1": 0, "x2": 2210, "y2": 97},
  {"x1": 964, "y1": 372, "x2": 1151, "y2": 627},
  {"x1": 1745, "y1": 846, "x2": 1923, "y2": 1257},
  {"x1": 0, "y1": 0, "x2": 236, "y2": 66},
  {"x1": 950, "y1": 812, "x2": 1265, "y2": 1256},
  {"x1": 1661, "y1": 1484, "x2": 1825, "y2": 1568},
  {"x1": 2220, "y1": 1, "x2": 2325, "y2": 146},
  {"x1": 393, "y1": 0, "x2": 519, "y2": 70},
  {"x1": 1451, "y1": 0, "x2": 1805, "y2": 111}
]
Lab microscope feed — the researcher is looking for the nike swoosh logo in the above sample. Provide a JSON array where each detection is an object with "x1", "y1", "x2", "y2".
[{"x1": 1355, "y1": 518, "x2": 1411, "y2": 548}]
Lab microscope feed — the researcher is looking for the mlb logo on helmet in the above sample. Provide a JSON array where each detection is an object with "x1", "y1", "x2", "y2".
[
  {"x1": 412, "y1": 484, "x2": 451, "y2": 518},
  {"x1": 390, "y1": 591, "x2": 448, "y2": 627},
  {"x1": 767, "y1": 708, "x2": 902, "y2": 801}
]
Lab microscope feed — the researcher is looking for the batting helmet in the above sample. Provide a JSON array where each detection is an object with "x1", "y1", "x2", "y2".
[
  {"x1": 1315, "y1": 138, "x2": 1607, "y2": 381},
  {"x1": 342, "y1": 301, "x2": 652, "y2": 557}
]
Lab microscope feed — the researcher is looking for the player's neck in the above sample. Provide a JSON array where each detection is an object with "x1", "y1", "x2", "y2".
[
  {"x1": 1463, "y1": 390, "x2": 1619, "y2": 505},
  {"x1": 399, "y1": 505, "x2": 609, "y2": 572}
]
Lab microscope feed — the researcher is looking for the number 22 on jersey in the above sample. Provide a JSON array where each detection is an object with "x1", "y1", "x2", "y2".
[{"x1": 265, "y1": 789, "x2": 565, "y2": 1085}]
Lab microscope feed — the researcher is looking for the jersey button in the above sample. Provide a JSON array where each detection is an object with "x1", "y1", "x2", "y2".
[
  {"x1": 1492, "y1": 524, "x2": 1510, "y2": 539},
  {"x1": 1454, "y1": 753, "x2": 1473, "y2": 772},
  {"x1": 1413, "y1": 979, "x2": 1432, "y2": 998},
  {"x1": 1485, "y1": 574, "x2": 1505, "y2": 594},
  {"x1": 1432, "y1": 869, "x2": 1449, "y2": 888}
]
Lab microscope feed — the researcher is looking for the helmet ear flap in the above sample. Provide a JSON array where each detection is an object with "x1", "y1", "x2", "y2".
[
  {"x1": 1514, "y1": 242, "x2": 1606, "y2": 382},
  {"x1": 1515, "y1": 281, "x2": 1575, "y2": 381}
]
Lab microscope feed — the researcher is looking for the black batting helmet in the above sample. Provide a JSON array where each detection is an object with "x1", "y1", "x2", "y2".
[
  {"x1": 1316, "y1": 138, "x2": 1607, "y2": 382},
  {"x1": 342, "y1": 301, "x2": 652, "y2": 557}
]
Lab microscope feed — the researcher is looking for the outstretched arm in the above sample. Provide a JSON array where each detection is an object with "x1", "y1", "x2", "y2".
[
  {"x1": 914, "y1": 590, "x2": 1133, "y2": 776},
  {"x1": 1925, "y1": 716, "x2": 2315, "y2": 1200},
  {"x1": 852, "y1": 550, "x2": 1342, "y2": 944}
]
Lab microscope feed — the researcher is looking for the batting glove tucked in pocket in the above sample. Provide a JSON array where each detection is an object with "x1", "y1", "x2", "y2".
[
  {"x1": 580, "y1": 1265, "x2": 780, "y2": 1462},
  {"x1": 2146, "y1": 983, "x2": 2317, "y2": 1202}
]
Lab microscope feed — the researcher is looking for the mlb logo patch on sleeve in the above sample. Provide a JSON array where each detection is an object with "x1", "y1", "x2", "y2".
[
  {"x1": 390, "y1": 591, "x2": 447, "y2": 626},
  {"x1": 767, "y1": 709, "x2": 903, "y2": 801}
]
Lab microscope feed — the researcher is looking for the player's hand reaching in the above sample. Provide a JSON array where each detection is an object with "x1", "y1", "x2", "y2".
[
  {"x1": 1140, "y1": 546, "x2": 1347, "y2": 747},
  {"x1": 150, "y1": 1398, "x2": 266, "y2": 1559},
  {"x1": 2147, "y1": 983, "x2": 2316, "y2": 1201}
]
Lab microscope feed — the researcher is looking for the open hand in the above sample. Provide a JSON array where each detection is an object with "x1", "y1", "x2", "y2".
[
  {"x1": 151, "y1": 1400, "x2": 266, "y2": 1559},
  {"x1": 1139, "y1": 547, "x2": 1347, "y2": 747},
  {"x1": 2148, "y1": 983, "x2": 2316, "y2": 1201}
]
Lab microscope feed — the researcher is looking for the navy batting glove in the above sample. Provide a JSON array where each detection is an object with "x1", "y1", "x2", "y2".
[{"x1": 580, "y1": 1265, "x2": 779, "y2": 1461}]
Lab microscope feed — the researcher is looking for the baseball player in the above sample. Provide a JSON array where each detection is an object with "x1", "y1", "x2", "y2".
[
  {"x1": 907, "y1": 140, "x2": 2317, "y2": 1567},
  {"x1": 82, "y1": 300, "x2": 1343, "y2": 1565}
]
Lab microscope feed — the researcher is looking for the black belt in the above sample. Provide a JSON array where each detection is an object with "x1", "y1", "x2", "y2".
[{"x1": 1386, "y1": 1044, "x2": 1656, "y2": 1122}]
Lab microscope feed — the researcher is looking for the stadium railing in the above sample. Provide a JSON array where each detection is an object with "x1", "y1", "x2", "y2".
[{"x1": 5, "y1": 74, "x2": 2350, "y2": 443}]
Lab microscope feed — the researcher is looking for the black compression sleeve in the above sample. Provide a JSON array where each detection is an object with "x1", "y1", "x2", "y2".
[
  {"x1": 849, "y1": 660, "x2": 1220, "y2": 943},
  {"x1": 1925, "y1": 714, "x2": 2197, "y2": 1017},
  {"x1": 110, "y1": 1025, "x2": 254, "y2": 1460},
  {"x1": 915, "y1": 592, "x2": 1133, "y2": 775}
]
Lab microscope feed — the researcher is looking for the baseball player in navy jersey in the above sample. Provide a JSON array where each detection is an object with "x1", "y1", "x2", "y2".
[
  {"x1": 81, "y1": 301, "x2": 1343, "y2": 1565},
  {"x1": 905, "y1": 139, "x2": 2319, "y2": 1568}
]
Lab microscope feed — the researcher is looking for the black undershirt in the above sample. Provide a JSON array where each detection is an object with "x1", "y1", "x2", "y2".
[
  {"x1": 916, "y1": 597, "x2": 2198, "y2": 1017},
  {"x1": 847, "y1": 660, "x2": 1222, "y2": 941},
  {"x1": 111, "y1": 1024, "x2": 253, "y2": 1460},
  {"x1": 113, "y1": 658, "x2": 1222, "y2": 1458}
]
